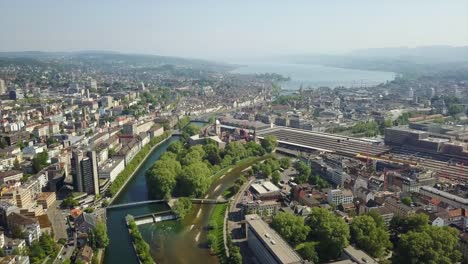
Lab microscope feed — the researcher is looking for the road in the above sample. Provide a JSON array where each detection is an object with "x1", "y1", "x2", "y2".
[
  {"x1": 228, "y1": 178, "x2": 255, "y2": 237},
  {"x1": 47, "y1": 200, "x2": 69, "y2": 240}
]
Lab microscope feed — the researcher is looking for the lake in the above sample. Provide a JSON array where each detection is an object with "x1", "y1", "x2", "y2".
[{"x1": 230, "y1": 62, "x2": 395, "y2": 90}]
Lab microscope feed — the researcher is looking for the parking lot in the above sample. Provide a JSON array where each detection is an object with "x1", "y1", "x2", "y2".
[{"x1": 46, "y1": 200, "x2": 70, "y2": 240}]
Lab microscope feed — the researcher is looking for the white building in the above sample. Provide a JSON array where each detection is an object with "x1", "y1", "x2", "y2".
[
  {"x1": 98, "y1": 157, "x2": 125, "y2": 182},
  {"x1": 327, "y1": 188, "x2": 354, "y2": 205}
]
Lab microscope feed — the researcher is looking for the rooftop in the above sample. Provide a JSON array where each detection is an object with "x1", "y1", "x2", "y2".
[
  {"x1": 245, "y1": 214, "x2": 302, "y2": 264},
  {"x1": 344, "y1": 245, "x2": 378, "y2": 264},
  {"x1": 257, "y1": 127, "x2": 389, "y2": 156},
  {"x1": 420, "y1": 186, "x2": 468, "y2": 206},
  {"x1": 251, "y1": 181, "x2": 280, "y2": 195}
]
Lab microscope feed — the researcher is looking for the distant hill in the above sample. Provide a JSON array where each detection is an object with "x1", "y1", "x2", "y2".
[
  {"x1": 276, "y1": 46, "x2": 468, "y2": 79},
  {"x1": 0, "y1": 51, "x2": 234, "y2": 72},
  {"x1": 349, "y1": 46, "x2": 468, "y2": 63}
]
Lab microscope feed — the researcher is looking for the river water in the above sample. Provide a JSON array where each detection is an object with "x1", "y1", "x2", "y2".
[
  {"x1": 104, "y1": 136, "x2": 179, "y2": 264},
  {"x1": 104, "y1": 121, "x2": 233, "y2": 264}
]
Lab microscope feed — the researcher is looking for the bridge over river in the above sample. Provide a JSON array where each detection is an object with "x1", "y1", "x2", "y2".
[{"x1": 107, "y1": 198, "x2": 228, "y2": 210}]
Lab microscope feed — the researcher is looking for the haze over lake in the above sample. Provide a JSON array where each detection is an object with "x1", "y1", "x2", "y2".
[{"x1": 230, "y1": 62, "x2": 396, "y2": 90}]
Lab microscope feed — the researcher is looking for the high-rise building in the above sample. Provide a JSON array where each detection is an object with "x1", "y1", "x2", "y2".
[
  {"x1": 0, "y1": 79, "x2": 6, "y2": 95},
  {"x1": 138, "y1": 82, "x2": 146, "y2": 91},
  {"x1": 71, "y1": 150, "x2": 100, "y2": 195},
  {"x1": 89, "y1": 79, "x2": 97, "y2": 90},
  {"x1": 430, "y1": 87, "x2": 436, "y2": 98},
  {"x1": 408, "y1": 87, "x2": 414, "y2": 100}
]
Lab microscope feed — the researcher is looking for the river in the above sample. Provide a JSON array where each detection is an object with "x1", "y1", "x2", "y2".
[{"x1": 104, "y1": 121, "x2": 235, "y2": 264}]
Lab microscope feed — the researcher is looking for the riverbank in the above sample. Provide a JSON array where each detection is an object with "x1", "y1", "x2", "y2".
[
  {"x1": 207, "y1": 204, "x2": 228, "y2": 261},
  {"x1": 127, "y1": 216, "x2": 155, "y2": 264},
  {"x1": 108, "y1": 131, "x2": 172, "y2": 204}
]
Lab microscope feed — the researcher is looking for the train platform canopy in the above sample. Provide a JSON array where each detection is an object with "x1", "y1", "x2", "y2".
[{"x1": 257, "y1": 127, "x2": 390, "y2": 157}]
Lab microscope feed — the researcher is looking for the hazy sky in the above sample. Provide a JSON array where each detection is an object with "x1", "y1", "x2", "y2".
[{"x1": 1, "y1": 0, "x2": 467, "y2": 59}]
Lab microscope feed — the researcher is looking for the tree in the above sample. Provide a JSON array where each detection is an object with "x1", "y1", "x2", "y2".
[
  {"x1": 245, "y1": 141, "x2": 265, "y2": 156},
  {"x1": 271, "y1": 171, "x2": 281, "y2": 185},
  {"x1": 28, "y1": 241, "x2": 46, "y2": 264},
  {"x1": 294, "y1": 161, "x2": 311, "y2": 184},
  {"x1": 32, "y1": 150, "x2": 48, "y2": 173},
  {"x1": 13, "y1": 157, "x2": 21, "y2": 170},
  {"x1": 146, "y1": 152, "x2": 182, "y2": 199},
  {"x1": 203, "y1": 143, "x2": 222, "y2": 165},
  {"x1": 228, "y1": 245, "x2": 242, "y2": 264},
  {"x1": 401, "y1": 196, "x2": 412, "y2": 206},
  {"x1": 393, "y1": 226, "x2": 461, "y2": 264},
  {"x1": 146, "y1": 167, "x2": 177, "y2": 199},
  {"x1": 46, "y1": 137, "x2": 58, "y2": 146},
  {"x1": 181, "y1": 145, "x2": 205, "y2": 166},
  {"x1": 182, "y1": 124, "x2": 201, "y2": 137},
  {"x1": 310, "y1": 174, "x2": 329, "y2": 189},
  {"x1": 61, "y1": 196, "x2": 79, "y2": 208},
  {"x1": 306, "y1": 207, "x2": 350, "y2": 261},
  {"x1": 350, "y1": 215, "x2": 392, "y2": 258},
  {"x1": 92, "y1": 221, "x2": 109, "y2": 249},
  {"x1": 224, "y1": 141, "x2": 247, "y2": 162},
  {"x1": 0, "y1": 248, "x2": 4, "y2": 257},
  {"x1": 390, "y1": 213, "x2": 429, "y2": 235},
  {"x1": 168, "y1": 141, "x2": 185, "y2": 156},
  {"x1": 297, "y1": 242, "x2": 319, "y2": 263},
  {"x1": 38, "y1": 233, "x2": 58, "y2": 256},
  {"x1": 0, "y1": 138, "x2": 6, "y2": 149},
  {"x1": 279, "y1": 157, "x2": 291, "y2": 169},
  {"x1": 258, "y1": 163, "x2": 272, "y2": 177},
  {"x1": 208, "y1": 116, "x2": 216, "y2": 124},
  {"x1": 173, "y1": 197, "x2": 193, "y2": 219},
  {"x1": 261, "y1": 135, "x2": 278, "y2": 153},
  {"x1": 108, "y1": 148, "x2": 117, "y2": 157},
  {"x1": 177, "y1": 162, "x2": 211, "y2": 197},
  {"x1": 271, "y1": 212, "x2": 310, "y2": 245}
]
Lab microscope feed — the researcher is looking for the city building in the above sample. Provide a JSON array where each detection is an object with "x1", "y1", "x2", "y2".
[
  {"x1": 0, "y1": 171, "x2": 23, "y2": 185},
  {"x1": 0, "y1": 79, "x2": 6, "y2": 94},
  {"x1": 98, "y1": 157, "x2": 125, "y2": 182},
  {"x1": 383, "y1": 198, "x2": 416, "y2": 217},
  {"x1": 7, "y1": 212, "x2": 41, "y2": 245},
  {"x1": 75, "y1": 212, "x2": 97, "y2": 235},
  {"x1": 0, "y1": 202, "x2": 20, "y2": 228},
  {"x1": 71, "y1": 150, "x2": 100, "y2": 195},
  {"x1": 250, "y1": 181, "x2": 282, "y2": 201},
  {"x1": 242, "y1": 200, "x2": 280, "y2": 218},
  {"x1": 0, "y1": 231, "x2": 4, "y2": 248},
  {"x1": 245, "y1": 214, "x2": 303, "y2": 264},
  {"x1": 36, "y1": 192, "x2": 56, "y2": 210},
  {"x1": 327, "y1": 189, "x2": 354, "y2": 205},
  {"x1": 419, "y1": 186, "x2": 468, "y2": 209},
  {"x1": 3, "y1": 239, "x2": 26, "y2": 255}
]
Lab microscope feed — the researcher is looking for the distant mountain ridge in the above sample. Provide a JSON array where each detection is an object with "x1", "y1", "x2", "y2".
[
  {"x1": 349, "y1": 45, "x2": 468, "y2": 62},
  {"x1": 0, "y1": 50, "x2": 234, "y2": 71}
]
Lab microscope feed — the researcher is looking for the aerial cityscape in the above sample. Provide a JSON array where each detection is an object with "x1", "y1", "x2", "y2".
[{"x1": 0, "y1": 1, "x2": 468, "y2": 264}]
